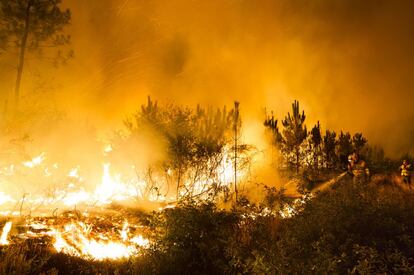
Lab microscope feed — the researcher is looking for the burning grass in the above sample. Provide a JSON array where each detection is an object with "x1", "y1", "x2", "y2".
[
  {"x1": 0, "y1": 179, "x2": 413, "y2": 274},
  {"x1": 0, "y1": 209, "x2": 151, "y2": 263}
]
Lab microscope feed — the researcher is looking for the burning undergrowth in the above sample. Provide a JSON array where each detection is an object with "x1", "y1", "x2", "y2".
[
  {"x1": 0, "y1": 209, "x2": 151, "y2": 261},
  {"x1": 0, "y1": 98, "x2": 354, "y2": 273}
]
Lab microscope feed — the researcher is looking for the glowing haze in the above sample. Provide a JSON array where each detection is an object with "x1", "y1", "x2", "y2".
[{"x1": 1, "y1": 0, "x2": 414, "y2": 156}]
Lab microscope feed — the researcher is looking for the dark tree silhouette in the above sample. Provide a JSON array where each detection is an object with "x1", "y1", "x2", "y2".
[
  {"x1": 353, "y1": 133, "x2": 368, "y2": 154},
  {"x1": 281, "y1": 100, "x2": 307, "y2": 172},
  {"x1": 337, "y1": 131, "x2": 353, "y2": 168},
  {"x1": 323, "y1": 130, "x2": 337, "y2": 169},
  {"x1": 231, "y1": 101, "x2": 241, "y2": 202},
  {"x1": 264, "y1": 111, "x2": 283, "y2": 145},
  {"x1": 310, "y1": 121, "x2": 322, "y2": 170},
  {"x1": 0, "y1": 0, "x2": 71, "y2": 109}
]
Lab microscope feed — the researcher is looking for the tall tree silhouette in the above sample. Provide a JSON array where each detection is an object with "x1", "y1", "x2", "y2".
[
  {"x1": 337, "y1": 131, "x2": 353, "y2": 168},
  {"x1": 282, "y1": 100, "x2": 307, "y2": 172},
  {"x1": 352, "y1": 133, "x2": 368, "y2": 154},
  {"x1": 264, "y1": 110, "x2": 283, "y2": 145},
  {"x1": 323, "y1": 130, "x2": 337, "y2": 168},
  {"x1": 0, "y1": 0, "x2": 71, "y2": 109},
  {"x1": 310, "y1": 121, "x2": 322, "y2": 170},
  {"x1": 231, "y1": 101, "x2": 241, "y2": 202}
]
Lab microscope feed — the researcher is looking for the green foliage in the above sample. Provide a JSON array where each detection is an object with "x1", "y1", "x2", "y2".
[
  {"x1": 253, "y1": 182, "x2": 414, "y2": 274},
  {"x1": 145, "y1": 202, "x2": 239, "y2": 274}
]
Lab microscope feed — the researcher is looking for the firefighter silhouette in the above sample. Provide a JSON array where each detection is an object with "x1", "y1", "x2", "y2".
[
  {"x1": 348, "y1": 152, "x2": 370, "y2": 184},
  {"x1": 400, "y1": 160, "x2": 412, "y2": 184}
]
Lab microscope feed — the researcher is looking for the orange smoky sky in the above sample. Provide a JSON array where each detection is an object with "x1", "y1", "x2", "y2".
[{"x1": 2, "y1": 0, "x2": 414, "y2": 156}]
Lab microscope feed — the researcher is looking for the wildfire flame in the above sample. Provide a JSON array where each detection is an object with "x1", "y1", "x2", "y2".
[
  {"x1": 23, "y1": 153, "x2": 46, "y2": 168},
  {"x1": 0, "y1": 146, "x2": 249, "y2": 214},
  {"x1": 1, "y1": 217, "x2": 151, "y2": 260},
  {"x1": 0, "y1": 146, "x2": 248, "y2": 261},
  {"x1": 51, "y1": 221, "x2": 149, "y2": 260},
  {"x1": 0, "y1": 221, "x2": 12, "y2": 245},
  {"x1": 94, "y1": 163, "x2": 138, "y2": 205}
]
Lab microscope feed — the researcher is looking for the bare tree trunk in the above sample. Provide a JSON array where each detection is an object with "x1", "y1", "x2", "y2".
[
  {"x1": 233, "y1": 101, "x2": 240, "y2": 202},
  {"x1": 234, "y1": 119, "x2": 238, "y2": 202},
  {"x1": 14, "y1": 1, "x2": 32, "y2": 111}
]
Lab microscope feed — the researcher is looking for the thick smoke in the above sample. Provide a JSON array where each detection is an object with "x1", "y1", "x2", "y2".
[{"x1": 2, "y1": 0, "x2": 414, "y2": 157}]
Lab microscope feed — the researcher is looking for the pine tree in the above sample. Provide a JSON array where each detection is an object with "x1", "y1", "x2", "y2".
[
  {"x1": 281, "y1": 100, "x2": 307, "y2": 172},
  {"x1": 310, "y1": 121, "x2": 322, "y2": 170},
  {"x1": 323, "y1": 130, "x2": 337, "y2": 169},
  {"x1": 0, "y1": 0, "x2": 71, "y2": 109},
  {"x1": 264, "y1": 111, "x2": 283, "y2": 145},
  {"x1": 337, "y1": 131, "x2": 353, "y2": 169},
  {"x1": 352, "y1": 133, "x2": 367, "y2": 154},
  {"x1": 231, "y1": 101, "x2": 241, "y2": 202}
]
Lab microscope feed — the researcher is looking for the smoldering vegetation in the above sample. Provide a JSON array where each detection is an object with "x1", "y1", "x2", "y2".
[{"x1": 3, "y1": 177, "x2": 414, "y2": 274}]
